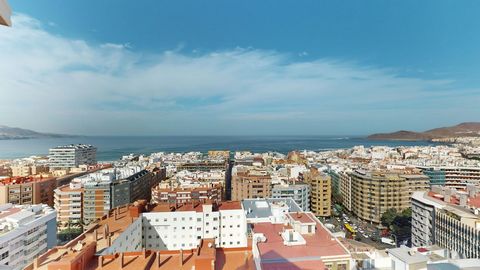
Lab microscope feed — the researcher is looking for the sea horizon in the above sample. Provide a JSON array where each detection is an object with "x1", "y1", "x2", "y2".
[{"x1": 0, "y1": 135, "x2": 441, "y2": 161}]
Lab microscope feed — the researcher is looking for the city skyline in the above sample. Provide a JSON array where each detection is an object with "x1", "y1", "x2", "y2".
[{"x1": 1, "y1": 1, "x2": 480, "y2": 135}]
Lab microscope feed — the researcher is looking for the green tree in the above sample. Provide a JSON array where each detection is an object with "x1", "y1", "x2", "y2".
[
  {"x1": 401, "y1": 208, "x2": 412, "y2": 218},
  {"x1": 381, "y1": 208, "x2": 398, "y2": 227}
]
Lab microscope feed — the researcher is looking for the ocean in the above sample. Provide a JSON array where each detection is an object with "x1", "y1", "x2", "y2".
[{"x1": 0, "y1": 136, "x2": 440, "y2": 161}]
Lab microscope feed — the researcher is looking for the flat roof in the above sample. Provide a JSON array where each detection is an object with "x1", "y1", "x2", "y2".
[
  {"x1": 387, "y1": 246, "x2": 428, "y2": 264},
  {"x1": 252, "y1": 214, "x2": 349, "y2": 269},
  {"x1": 242, "y1": 198, "x2": 302, "y2": 219}
]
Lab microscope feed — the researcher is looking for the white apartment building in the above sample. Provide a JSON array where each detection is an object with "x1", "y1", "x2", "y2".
[
  {"x1": 0, "y1": 204, "x2": 56, "y2": 270},
  {"x1": 411, "y1": 186, "x2": 480, "y2": 259},
  {"x1": 142, "y1": 201, "x2": 247, "y2": 251},
  {"x1": 411, "y1": 191, "x2": 444, "y2": 247},
  {"x1": 271, "y1": 184, "x2": 310, "y2": 211},
  {"x1": 100, "y1": 201, "x2": 248, "y2": 256},
  {"x1": 48, "y1": 144, "x2": 97, "y2": 170}
]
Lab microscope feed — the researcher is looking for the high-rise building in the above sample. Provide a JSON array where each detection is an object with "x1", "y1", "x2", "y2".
[
  {"x1": 350, "y1": 169, "x2": 429, "y2": 223},
  {"x1": 328, "y1": 167, "x2": 353, "y2": 211},
  {"x1": 54, "y1": 182, "x2": 84, "y2": 230},
  {"x1": 419, "y1": 166, "x2": 480, "y2": 189},
  {"x1": 231, "y1": 165, "x2": 271, "y2": 200},
  {"x1": 48, "y1": 144, "x2": 97, "y2": 170},
  {"x1": 54, "y1": 167, "x2": 162, "y2": 226},
  {"x1": 411, "y1": 186, "x2": 480, "y2": 258},
  {"x1": 304, "y1": 168, "x2": 332, "y2": 217},
  {"x1": 0, "y1": 0, "x2": 11, "y2": 26},
  {"x1": 271, "y1": 183, "x2": 310, "y2": 211},
  {"x1": 0, "y1": 204, "x2": 56, "y2": 269},
  {"x1": 0, "y1": 176, "x2": 57, "y2": 206}
]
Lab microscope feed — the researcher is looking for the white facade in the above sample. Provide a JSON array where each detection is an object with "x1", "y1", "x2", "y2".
[
  {"x1": 272, "y1": 184, "x2": 310, "y2": 211},
  {"x1": 0, "y1": 204, "x2": 56, "y2": 270},
  {"x1": 411, "y1": 191, "x2": 444, "y2": 247},
  {"x1": 48, "y1": 144, "x2": 97, "y2": 169},
  {"x1": 141, "y1": 204, "x2": 247, "y2": 251}
]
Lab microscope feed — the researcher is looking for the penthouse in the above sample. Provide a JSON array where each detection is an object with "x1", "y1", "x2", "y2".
[
  {"x1": 0, "y1": 176, "x2": 57, "y2": 206},
  {"x1": 151, "y1": 183, "x2": 223, "y2": 204},
  {"x1": 32, "y1": 200, "x2": 253, "y2": 270},
  {"x1": 243, "y1": 199, "x2": 352, "y2": 269}
]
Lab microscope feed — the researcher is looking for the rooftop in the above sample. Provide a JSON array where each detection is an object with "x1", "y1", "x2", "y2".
[
  {"x1": 0, "y1": 176, "x2": 55, "y2": 185},
  {"x1": 242, "y1": 198, "x2": 302, "y2": 219},
  {"x1": 252, "y1": 212, "x2": 350, "y2": 269}
]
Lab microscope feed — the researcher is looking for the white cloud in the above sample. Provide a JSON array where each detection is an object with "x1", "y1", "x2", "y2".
[{"x1": 0, "y1": 14, "x2": 477, "y2": 135}]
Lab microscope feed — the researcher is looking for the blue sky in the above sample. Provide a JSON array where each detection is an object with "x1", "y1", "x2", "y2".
[{"x1": 1, "y1": 0, "x2": 479, "y2": 135}]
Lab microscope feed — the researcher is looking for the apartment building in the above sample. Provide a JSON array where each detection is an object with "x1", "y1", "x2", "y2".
[
  {"x1": 32, "y1": 200, "x2": 253, "y2": 270},
  {"x1": 304, "y1": 168, "x2": 332, "y2": 217},
  {"x1": 0, "y1": 0, "x2": 11, "y2": 26},
  {"x1": 151, "y1": 183, "x2": 223, "y2": 204},
  {"x1": 10, "y1": 164, "x2": 49, "y2": 177},
  {"x1": 0, "y1": 176, "x2": 57, "y2": 206},
  {"x1": 271, "y1": 183, "x2": 310, "y2": 211},
  {"x1": 54, "y1": 182, "x2": 83, "y2": 230},
  {"x1": 177, "y1": 160, "x2": 227, "y2": 172},
  {"x1": 410, "y1": 191, "x2": 444, "y2": 247},
  {"x1": 231, "y1": 165, "x2": 271, "y2": 200},
  {"x1": 350, "y1": 169, "x2": 429, "y2": 223},
  {"x1": 419, "y1": 166, "x2": 480, "y2": 189},
  {"x1": 53, "y1": 167, "x2": 162, "y2": 225},
  {"x1": 329, "y1": 167, "x2": 353, "y2": 212},
  {"x1": 0, "y1": 204, "x2": 56, "y2": 270},
  {"x1": 143, "y1": 201, "x2": 247, "y2": 250},
  {"x1": 48, "y1": 144, "x2": 97, "y2": 170},
  {"x1": 411, "y1": 186, "x2": 480, "y2": 259},
  {"x1": 244, "y1": 198, "x2": 352, "y2": 270}
]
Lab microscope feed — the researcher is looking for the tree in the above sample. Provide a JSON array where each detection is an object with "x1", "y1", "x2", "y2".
[
  {"x1": 381, "y1": 208, "x2": 397, "y2": 227},
  {"x1": 401, "y1": 208, "x2": 412, "y2": 218}
]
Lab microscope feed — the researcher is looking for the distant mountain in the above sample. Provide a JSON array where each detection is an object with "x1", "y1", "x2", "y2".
[
  {"x1": 0, "y1": 125, "x2": 75, "y2": 140},
  {"x1": 368, "y1": 122, "x2": 480, "y2": 141}
]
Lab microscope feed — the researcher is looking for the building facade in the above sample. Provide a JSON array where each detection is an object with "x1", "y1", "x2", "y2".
[
  {"x1": 304, "y1": 168, "x2": 332, "y2": 217},
  {"x1": 142, "y1": 201, "x2": 247, "y2": 250},
  {"x1": 151, "y1": 183, "x2": 222, "y2": 204},
  {"x1": 48, "y1": 144, "x2": 97, "y2": 170},
  {"x1": 411, "y1": 187, "x2": 480, "y2": 259},
  {"x1": 54, "y1": 182, "x2": 83, "y2": 230},
  {"x1": 0, "y1": 204, "x2": 56, "y2": 269},
  {"x1": 419, "y1": 166, "x2": 480, "y2": 188},
  {"x1": 0, "y1": 176, "x2": 57, "y2": 206},
  {"x1": 271, "y1": 184, "x2": 310, "y2": 211},
  {"x1": 350, "y1": 169, "x2": 429, "y2": 223},
  {"x1": 231, "y1": 166, "x2": 271, "y2": 200}
]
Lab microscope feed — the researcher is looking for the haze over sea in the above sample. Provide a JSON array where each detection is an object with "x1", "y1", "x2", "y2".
[{"x1": 0, "y1": 136, "x2": 441, "y2": 161}]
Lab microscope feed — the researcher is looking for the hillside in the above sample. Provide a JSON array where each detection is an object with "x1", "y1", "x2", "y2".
[
  {"x1": 367, "y1": 122, "x2": 480, "y2": 141},
  {"x1": 0, "y1": 125, "x2": 73, "y2": 140}
]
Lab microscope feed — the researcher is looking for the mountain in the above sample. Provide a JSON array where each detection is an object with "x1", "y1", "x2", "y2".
[
  {"x1": 367, "y1": 122, "x2": 480, "y2": 141},
  {"x1": 0, "y1": 125, "x2": 74, "y2": 140}
]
